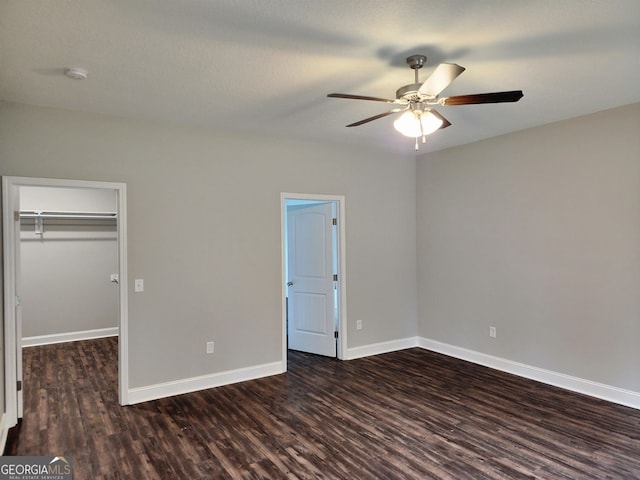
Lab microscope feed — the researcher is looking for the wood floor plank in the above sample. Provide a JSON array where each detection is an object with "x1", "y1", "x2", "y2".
[{"x1": 4, "y1": 337, "x2": 640, "y2": 479}]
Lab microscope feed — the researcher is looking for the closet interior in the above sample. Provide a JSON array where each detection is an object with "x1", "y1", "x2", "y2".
[{"x1": 19, "y1": 186, "x2": 119, "y2": 346}]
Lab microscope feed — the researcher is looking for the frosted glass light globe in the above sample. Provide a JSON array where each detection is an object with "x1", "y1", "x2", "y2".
[{"x1": 393, "y1": 110, "x2": 443, "y2": 137}]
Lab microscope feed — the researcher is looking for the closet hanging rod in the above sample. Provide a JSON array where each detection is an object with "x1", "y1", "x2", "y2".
[{"x1": 19, "y1": 210, "x2": 117, "y2": 220}]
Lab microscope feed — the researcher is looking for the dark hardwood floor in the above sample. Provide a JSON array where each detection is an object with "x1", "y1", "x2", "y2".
[{"x1": 5, "y1": 337, "x2": 640, "y2": 479}]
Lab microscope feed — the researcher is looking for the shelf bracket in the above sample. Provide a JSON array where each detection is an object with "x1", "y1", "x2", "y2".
[{"x1": 34, "y1": 211, "x2": 44, "y2": 235}]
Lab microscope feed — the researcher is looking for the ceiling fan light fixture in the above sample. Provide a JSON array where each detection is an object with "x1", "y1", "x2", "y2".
[
  {"x1": 326, "y1": 54, "x2": 523, "y2": 151},
  {"x1": 393, "y1": 110, "x2": 443, "y2": 138}
]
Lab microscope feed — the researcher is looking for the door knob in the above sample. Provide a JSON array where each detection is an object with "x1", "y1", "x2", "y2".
[{"x1": 287, "y1": 281, "x2": 294, "y2": 287}]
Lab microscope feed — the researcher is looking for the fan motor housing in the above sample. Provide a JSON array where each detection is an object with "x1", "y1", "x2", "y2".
[{"x1": 396, "y1": 83, "x2": 423, "y2": 100}]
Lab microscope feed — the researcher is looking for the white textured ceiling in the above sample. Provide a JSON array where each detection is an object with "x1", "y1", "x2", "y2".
[{"x1": 1, "y1": 1, "x2": 639, "y2": 155}]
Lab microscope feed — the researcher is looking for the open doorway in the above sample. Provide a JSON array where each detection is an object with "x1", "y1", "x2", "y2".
[
  {"x1": 2, "y1": 176, "x2": 129, "y2": 430},
  {"x1": 19, "y1": 185, "x2": 119, "y2": 347},
  {"x1": 280, "y1": 193, "x2": 347, "y2": 365}
]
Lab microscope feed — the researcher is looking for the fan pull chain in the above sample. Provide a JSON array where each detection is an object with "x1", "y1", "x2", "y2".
[{"x1": 417, "y1": 112, "x2": 427, "y2": 150}]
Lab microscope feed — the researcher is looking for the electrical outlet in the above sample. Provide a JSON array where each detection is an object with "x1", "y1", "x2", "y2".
[
  {"x1": 356, "y1": 320, "x2": 362, "y2": 330},
  {"x1": 206, "y1": 341, "x2": 214, "y2": 354},
  {"x1": 489, "y1": 326, "x2": 497, "y2": 338},
  {"x1": 134, "y1": 279, "x2": 144, "y2": 292}
]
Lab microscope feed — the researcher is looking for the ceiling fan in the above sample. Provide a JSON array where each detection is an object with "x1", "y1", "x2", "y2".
[{"x1": 327, "y1": 55, "x2": 523, "y2": 150}]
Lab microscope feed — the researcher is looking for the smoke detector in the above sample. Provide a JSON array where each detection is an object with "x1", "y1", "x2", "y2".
[{"x1": 64, "y1": 67, "x2": 88, "y2": 80}]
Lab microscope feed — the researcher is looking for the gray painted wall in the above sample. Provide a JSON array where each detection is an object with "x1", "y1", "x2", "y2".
[
  {"x1": 416, "y1": 102, "x2": 640, "y2": 392},
  {"x1": 20, "y1": 185, "x2": 116, "y2": 212},
  {"x1": 4, "y1": 99, "x2": 636, "y2": 397},
  {"x1": 19, "y1": 186, "x2": 118, "y2": 338},
  {"x1": 0, "y1": 101, "x2": 418, "y2": 389}
]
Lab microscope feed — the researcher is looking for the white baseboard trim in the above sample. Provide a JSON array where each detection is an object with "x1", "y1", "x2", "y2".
[
  {"x1": 123, "y1": 335, "x2": 639, "y2": 409},
  {"x1": 22, "y1": 327, "x2": 118, "y2": 347},
  {"x1": 127, "y1": 360, "x2": 286, "y2": 405},
  {"x1": 418, "y1": 337, "x2": 640, "y2": 410},
  {"x1": 346, "y1": 337, "x2": 418, "y2": 360}
]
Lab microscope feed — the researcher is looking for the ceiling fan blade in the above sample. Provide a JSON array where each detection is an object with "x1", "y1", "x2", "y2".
[
  {"x1": 429, "y1": 109, "x2": 452, "y2": 129},
  {"x1": 418, "y1": 63, "x2": 466, "y2": 97},
  {"x1": 328, "y1": 93, "x2": 396, "y2": 103},
  {"x1": 440, "y1": 90, "x2": 524, "y2": 106},
  {"x1": 346, "y1": 110, "x2": 397, "y2": 127}
]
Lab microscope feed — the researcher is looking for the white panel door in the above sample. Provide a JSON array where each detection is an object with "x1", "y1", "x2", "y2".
[{"x1": 287, "y1": 202, "x2": 336, "y2": 357}]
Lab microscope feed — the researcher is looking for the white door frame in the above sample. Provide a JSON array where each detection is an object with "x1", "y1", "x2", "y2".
[
  {"x1": 280, "y1": 193, "x2": 347, "y2": 364},
  {"x1": 2, "y1": 176, "x2": 129, "y2": 428}
]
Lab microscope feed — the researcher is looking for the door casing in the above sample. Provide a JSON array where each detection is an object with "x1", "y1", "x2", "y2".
[
  {"x1": 2, "y1": 176, "x2": 129, "y2": 428},
  {"x1": 280, "y1": 193, "x2": 347, "y2": 365}
]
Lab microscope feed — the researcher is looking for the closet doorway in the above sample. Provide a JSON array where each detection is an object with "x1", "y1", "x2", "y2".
[{"x1": 2, "y1": 176, "x2": 129, "y2": 428}]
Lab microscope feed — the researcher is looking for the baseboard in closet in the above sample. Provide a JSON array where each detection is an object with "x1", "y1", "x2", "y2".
[{"x1": 22, "y1": 327, "x2": 118, "y2": 347}]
